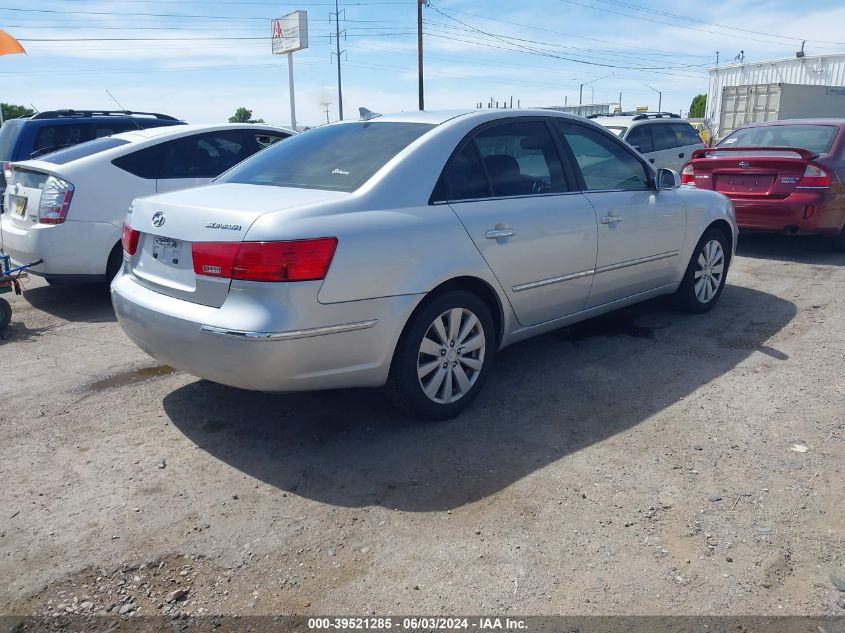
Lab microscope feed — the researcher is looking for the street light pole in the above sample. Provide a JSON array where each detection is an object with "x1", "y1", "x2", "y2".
[
  {"x1": 645, "y1": 84, "x2": 662, "y2": 112},
  {"x1": 579, "y1": 74, "x2": 611, "y2": 106},
  {"x1": 417, "y1": 0, "x2": 425, "y2": 111}
]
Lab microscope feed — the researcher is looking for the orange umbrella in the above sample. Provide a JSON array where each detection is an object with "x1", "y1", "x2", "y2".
[{"x1": 0, "y1": 29, "x2": 25, "y2": 56}]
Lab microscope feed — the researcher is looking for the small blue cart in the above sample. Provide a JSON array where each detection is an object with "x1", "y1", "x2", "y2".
[{"x1": 0, "y1": 254, "x2": 43, "y2": 332}]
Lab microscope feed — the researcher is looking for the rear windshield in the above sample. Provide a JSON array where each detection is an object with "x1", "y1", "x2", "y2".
[
  {"x1": 720, "y1": 124, "x2": 839, "y2": 154},
  {"x1": 218, "y1": 121, "x2": 435, "y2": 192},
  {"x1": 36, "y1": 137, "x2": 130, "y2": 164}
]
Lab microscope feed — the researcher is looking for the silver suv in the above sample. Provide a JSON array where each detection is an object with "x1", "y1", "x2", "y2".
[{"x1": 588, "y1": 112, "x2": 704, "y2": 172}]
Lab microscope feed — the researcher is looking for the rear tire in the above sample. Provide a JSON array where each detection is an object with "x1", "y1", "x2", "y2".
[
  {"x1": 0, "y1": 297, "x2": 11, "y2": 332},
  {"x1": 674, "y1": 228, "x2": 730, "y2": 313},
  {"x1": 106, "y1": 244, "x2": 123, "y2": 284},
  {"x1": 387, "y1": 290, "x2": 496, "y2": 420},
  {"x1": 832, "y1": 228, "x2": 845, "y2": 253}
]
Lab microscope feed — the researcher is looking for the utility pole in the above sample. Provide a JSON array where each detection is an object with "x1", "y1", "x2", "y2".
[
  {"x1": 321, "y1": 102, "x2": 332, "y2": 124},
  {"x1": 330, "y1": 0, "x2": 346, "y2": 120},
  {"x1": 417, "y1": 0, "x2": 426, "y2": 110},
  {"x1": 645, "y1": 83, "x2": 662, "y2": 112}
]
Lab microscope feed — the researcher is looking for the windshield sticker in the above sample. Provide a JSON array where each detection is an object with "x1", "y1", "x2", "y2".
[
  {"x1": 332, "y1": 168, "x2": 350, "y2": 175},
  {"x1": 723, "y1": 138, "x2": 738, "y2": 144}
]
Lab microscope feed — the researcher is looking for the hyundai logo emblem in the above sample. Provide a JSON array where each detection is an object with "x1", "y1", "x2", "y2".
[
  {"x1": 151, "y1": 212, "x2": 166, "y2": 228},
  {"x1": 738, "y1": 161, "x2": 750, "y2": 168}
]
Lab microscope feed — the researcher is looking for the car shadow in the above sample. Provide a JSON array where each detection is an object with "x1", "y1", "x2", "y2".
[
  {"x1": 162, "y1": 285, "x2": 796, "y2": 512},
  {"x1": 22, "y1": 282, "x2": 115, "y2": 323},
  {"x1": 737, "y1": 232, "x2": 845, "y2": 265}
]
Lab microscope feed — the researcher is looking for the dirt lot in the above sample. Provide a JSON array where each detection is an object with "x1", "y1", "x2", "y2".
[{"x1": 1, "y1": 233, "x2": 843, "y2": 618}]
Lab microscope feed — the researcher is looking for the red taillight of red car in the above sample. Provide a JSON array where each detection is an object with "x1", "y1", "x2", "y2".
[
  {"x1": 798, "y1": 163, "x2": 831, "y2": 188},
  {"x1": 680, "y1": 163, "x2": 695, "y2": 185},
  {"x1": 122, "y1": 224, "x2": 140, "y2": 255},
  {"x1": 192, "y1": 237, "x2": 338, "y2": 282}
]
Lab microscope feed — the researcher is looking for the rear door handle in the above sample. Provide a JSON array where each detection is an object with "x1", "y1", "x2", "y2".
[
  {"x1": 485, "y1": 228, "x2": 516, "y2": 239},
  {"x1": 600, "y1": 216, "x2": 623, "y2": 224},
  {"x1": 678, "y1": 152, "x2": 685, "y2": 158}
]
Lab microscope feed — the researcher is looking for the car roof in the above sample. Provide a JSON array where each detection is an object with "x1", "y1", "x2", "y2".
[
  {"x1": 112, "y1": 122, "x2": 294, "y2": 141},
  {"x1": 336, "y1": 108, "x2": 591, "y2": 126}
]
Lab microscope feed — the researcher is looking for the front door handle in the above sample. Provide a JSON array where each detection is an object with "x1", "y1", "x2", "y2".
[
  {"x1": 678, "y1": 152, "x2": 685, "y2": 158},
  {"x1": 485, "y1": 228, "x2": 516, "y2": 239},
  {"x1": 600, "y1": 216, "x2": 623, "y2": 224}
]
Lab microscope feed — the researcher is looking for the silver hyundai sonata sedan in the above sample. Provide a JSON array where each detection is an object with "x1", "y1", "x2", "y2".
[{"x1": 112, "y1": 109, "x2": 737, "y2": 419}]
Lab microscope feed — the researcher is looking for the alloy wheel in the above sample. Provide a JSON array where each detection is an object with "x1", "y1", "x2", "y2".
[
  {"x1": 693, "y1": 239, "x2": 725, "y2": 303},
  {"x1": 416, "y1": 307, "x2": 486, "y2": 404}
]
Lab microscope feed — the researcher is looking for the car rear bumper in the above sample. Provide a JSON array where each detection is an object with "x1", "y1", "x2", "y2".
[
  {"x1": 0, "y1": 214, "x2": 121, "y2": 276},
  {"x1": 111, "y1": 271, "x2": 420, "y2": 392},
  {"x1": 731, "y1": 190, "x2": 845, "y2": 235}
]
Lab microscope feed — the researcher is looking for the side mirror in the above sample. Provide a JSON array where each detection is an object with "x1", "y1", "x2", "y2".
[{"x1": 657, "y1": 168, "x2": 681, "y2": 190}]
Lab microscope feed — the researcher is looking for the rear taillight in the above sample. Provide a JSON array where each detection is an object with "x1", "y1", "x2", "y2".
[
  {"x1": 798, "y1": 164, "x2": 831, "y2": 188},
  {"x1": 122, "y1": 224, "x2": 140, "y2": 255},
  {"x1": 191, "y1": 242, "x2": 239, "y2": 278},
  {"x1": 37, "y1": 175, "x2": 74, "y2": 224},
  {"x1": 192, "y1": 237, "x2": 338, "y2": 282},
  {"x1": 2, "y1": 162, "x2": 11, "y2": 183},
  {"x1": 681, "y1": 163, "x2": 695, "y2": 185}
]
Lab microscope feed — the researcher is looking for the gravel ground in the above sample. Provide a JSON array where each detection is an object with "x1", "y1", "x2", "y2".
[{"x1": 1, "y1": 233, "x2": 843, "y2": 618}]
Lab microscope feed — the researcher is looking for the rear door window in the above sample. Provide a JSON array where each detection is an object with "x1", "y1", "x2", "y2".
[
  {"x1": 439, "y1": 142, "x2": 491, "y2": 201},
  {"x1": 625, "y1": 125, "x2": 654, "y2": 153},
  {"x1": 671, "y1": 123, "x2": 703, "y2": 147},
  {"x1": 472, "y1": 120, "x2": 568, "y2": 197},
  {"x1": 650, "y1": 124, "x2": 679, "y2": 151},
  {"x1": 32, "y1": 125, "x2": 89, "y2": 157},
  {"x1": 159, "y1": 130, "x2": 253, "y2": 179}
]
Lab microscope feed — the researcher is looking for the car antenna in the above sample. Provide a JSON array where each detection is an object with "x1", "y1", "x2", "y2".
[
  {"x1": 358, "y1": 107, "x2": 382, "y2": 121},
  {"x1": 106, "y1": 89, "x2": 143, "y2": 130}
]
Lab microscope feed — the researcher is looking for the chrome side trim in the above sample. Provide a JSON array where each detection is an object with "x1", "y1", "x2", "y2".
[
  {"x1": 512, "y1": 269, "x2": 594, "y2": 293},
  {"x1": 595, "y1": 250, "x2": 679, "y2": 274},
  {"x1": 200, "y1": 319, "x2": 378, "y2": 342}
]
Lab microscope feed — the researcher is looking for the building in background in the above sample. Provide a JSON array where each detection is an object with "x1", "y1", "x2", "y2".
[{"x1": 707, "y1": 52, "x2": 845, "y2": 140}]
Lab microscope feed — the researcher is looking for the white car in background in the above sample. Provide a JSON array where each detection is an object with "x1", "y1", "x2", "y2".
[
  {"x1": 0, "y1": 123, "x2": 293, "y2": 283},
  {"x1": 588, "y1": 112, "x2": 704, "y2": 171}
]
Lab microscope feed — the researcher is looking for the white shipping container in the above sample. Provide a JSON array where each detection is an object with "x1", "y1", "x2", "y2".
[
  {"x1": 717, "y1": 83, "x2": 845, "y2": 138},
  {"x1": 707, "y1": 53, "x2": 845, "y2": 138}
]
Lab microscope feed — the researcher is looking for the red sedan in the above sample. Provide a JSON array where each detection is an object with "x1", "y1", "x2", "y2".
[{"x1": 681, "y1": 119, "x2": 845, "y2": 250}]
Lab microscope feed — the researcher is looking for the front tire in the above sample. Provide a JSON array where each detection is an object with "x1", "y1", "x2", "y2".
[
  {"x1": 0, "y1": 297, "x2": 11, "y2": 332},
  {"x1": 832, "y1": 228, "x2": 845, "y2": 253},
  {"x1": 387, "y1": 290, "x2": 496, "y2": 420},
  {"x1": 674, "y1": 228, "x2": 730, "y2": 313}
]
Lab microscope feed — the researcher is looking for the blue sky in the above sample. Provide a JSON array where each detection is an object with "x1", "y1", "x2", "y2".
[{"x1": 1, "y1": 0, "x2": 844, "y2": 127}]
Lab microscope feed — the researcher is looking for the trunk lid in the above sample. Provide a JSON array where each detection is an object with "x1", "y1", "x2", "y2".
[
  {"x1": 4, "y1": 166, "x2": 52, "y2": 227},
  {"x1": 125, "y1": 183, "x2": 346, "y2": 307},
  {"x1": 688, "y1": 146, "x2": 817, "y2": 198}
]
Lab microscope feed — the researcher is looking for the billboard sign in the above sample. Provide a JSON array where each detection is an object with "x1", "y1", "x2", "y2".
[{"x1": 272, "y1": 11, "x2": 308, "y2": 55}]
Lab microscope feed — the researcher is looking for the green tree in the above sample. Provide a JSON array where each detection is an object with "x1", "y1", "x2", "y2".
[
  {"x1": 689, "y1": 94, "x2": 706, "y2": 119},
  {"x1": 1, "y1": 103, "x2": 35, "y2": 120},
  {"x1": 228, "y1": 107, "x2": 265, "y2": 124}
]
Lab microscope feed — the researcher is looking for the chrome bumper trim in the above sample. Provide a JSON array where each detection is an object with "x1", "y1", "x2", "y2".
[{"x1": 200, "y1": 319, "x2": 378, "y2": 341}]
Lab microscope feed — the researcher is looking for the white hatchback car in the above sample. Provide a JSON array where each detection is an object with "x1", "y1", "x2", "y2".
[
  {"x1": 589, "y1": 113, "x2": 704, "y2": 171},
  {"x1": 0, "y1": 123, "x2": 293, "y2": 283}
]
